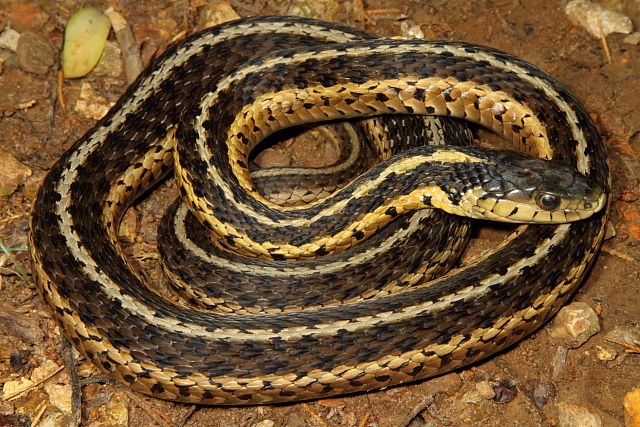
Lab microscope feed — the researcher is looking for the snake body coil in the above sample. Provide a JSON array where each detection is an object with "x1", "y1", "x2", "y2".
[{"x1": 29, "y1": 16, "x2": 609, "y2": 404}]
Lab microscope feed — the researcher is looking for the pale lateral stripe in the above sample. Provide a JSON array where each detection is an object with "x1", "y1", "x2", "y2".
[
  {"x1": 51, "y1": 21, "x2": 370, "y2": 339},
  {"x1": 190, "y1": 41, "x2": 588, "y2": 231},
  {"x1": 188, "y1": 135, "x2": 493, "y2": 229},
  {"x1": 171, "y1": 202, "x2": 436, "y2": 278},
  {"x1": 467, "y1": 49, "x2": 589, "y2": 173},
  {"x1": 237, "y1": 224, "x2": 570, "y2": 342},
  {"x1": 54, "y1": 219, "x2": 566, "y2": 344},
  {"x1": 49, "y1": 25, "x2": 590, "y2": 349},
  {"x1": 193, "y1": 44, "x2": 474, "y2": 220},
  {"x1": 56, "y1": 165, "x2": 567, "y2": 345}
]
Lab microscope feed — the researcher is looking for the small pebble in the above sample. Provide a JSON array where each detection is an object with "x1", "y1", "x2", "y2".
[
  {"x1": 5, "y1": 2, "x2": 49, "y2": 31},
  {"x1": 492, "y1": 379, "x2": 517, "y2": 404},
  {"x1": 475, "y1": 381, "x2": 496, "y2": 399},
  {"x1": 418, "y1": 372, "x2": 462, "y2": 397},
  {"x1": 624, "y1": 32, "x2": 640, "y2": 45},
  {"x1": 557, "y1": 402, "x2": 603, "y2": 427},
  {"x1": 400, "y1": 19, "x2": 425, "y2": 39},
  {"x1": 74, "y1": 83, "x2": 113, "y2": 120},
  {"x1": 548, "y1": 302, "x2": 600, "y2": 348},
  {"x1": 44, "y1": 383, "x2": 72, "y2": 415},
  {"x1": 461, "y1": 389, "x2": 484, "y2": 404},
  {"x1": 624, "y1": 388, "x2": 640, "y2": 427},
  {"x1": 604, "y1": 327, "x2": 639, "y2": 346},
  {"x1": 565, "y1": 0, "x2": 632, "y2": 38},
  {"x1": 593, "y1": 345, "x2": 617, "y2": 361},
  {"x1": 0, "y1": 27, "x2": 21, "y2": 51},
  {"x1": 523, "y1": 379, "x2": 557, "y2": 409},
  {"x1": 0, "y1": 50, "x2": 17, "y2": 72},
  {"x1": 16, "y1": 30, "x2": 55, "y2": 75},
  {"x1": 197, "y1": 0, "x2": 240, "y2": 30},
  {"x1": 87, "y1": 390, "x2": 129, "y2": 426},
  {"x1": 0, "y1": 149, "x2": 32, "y2": 196},
  {"x1": 459, "y1": 369, "x2": 475, "y2": 381},
  {"x1": 552, "y1": 346, "x2": 568, "y2": 379},
  {"x1": 93, "y1": 40, "x2": 123, "y2": 78}
]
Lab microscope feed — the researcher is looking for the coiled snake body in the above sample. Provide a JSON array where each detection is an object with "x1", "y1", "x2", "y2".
[{"x1": 30, "y1": 16, "x2": 609, "y2": 404}]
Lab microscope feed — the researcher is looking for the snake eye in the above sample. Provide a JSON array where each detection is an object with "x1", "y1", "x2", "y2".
[{"x1": 537, "y1": 193, "x2": 560, "y2": 211}]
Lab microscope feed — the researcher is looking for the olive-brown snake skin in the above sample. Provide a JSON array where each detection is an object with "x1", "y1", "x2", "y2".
[{"x1": 29, "y1": 16, "x2": 609, "y2": 404}]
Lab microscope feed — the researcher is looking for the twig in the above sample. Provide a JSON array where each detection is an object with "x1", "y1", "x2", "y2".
[
  {"x1": 301, "y1": 402, "x2": 330, "y2": 426},
  {"x1": 104, "y1": 7, "x2": 143, "y2": 83},
  {"x1": 31, "y1": 401, "x2": 48, "y2": 427},
  {"x1": 168, "y1": 30, "x2": 188, "y2": 45},
  {"x1": 605, "y1": 337, "x2": 640, "y2": 354},
  {"x1": 599, "y1": 28, "x2": 612, "y2": 64},
  {"x1": 0, "y1": 211, "x2": 25, "y2": 225},
  {"x1": 127, "y1": 390, "x2": 177, "y2": 427},
  {"x1": 48, "y1": 61, "x2": 60, "y2": 127},
  {"x1": 131, "y1": 251, "x2": 158, "y2": 261},
  {"x1": 601, "y1": 246, "x2": 637, "y2": 263},
  {"x1": 61, "y1": 339, "x2": 82, "y2": 427},
  {"x1": 2, "y1": 364, "x2": 64, "y2": 401},
  {"x1": 357, "y1": 410, "x2": 371, "y2": 427},
  {"x1": 80, "y1": 374, "x2": 113, "y2": 387},
  {"x1": 176, "y1": 405, "x2": 198, "y2": 427},
  {"x1": 57, "y1": 70, "x2": 65, "y2": 108},
  {"x1": 105, "y1": 0, "x2": 126, "y2": 14},
  {"x1": 0, "y1": 266, "x2": 24, "y2": 276},
  {"x1": 399, "y1": 396, "x2": 434, "y2": 427}
]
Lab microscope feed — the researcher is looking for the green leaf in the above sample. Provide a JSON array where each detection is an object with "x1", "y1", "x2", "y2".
[{"x1": 63, "y1": 7, "x2": 112, "y2": 78}]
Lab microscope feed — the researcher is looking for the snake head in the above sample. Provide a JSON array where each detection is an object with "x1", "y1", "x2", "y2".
[{"x1": 473, "y1": 150, "x2": 606, "y2": 223}]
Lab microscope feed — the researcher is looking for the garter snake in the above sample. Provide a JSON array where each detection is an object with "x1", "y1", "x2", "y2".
[{"x1": 29, "y1": 16, "x2": 609, "y2": 404}]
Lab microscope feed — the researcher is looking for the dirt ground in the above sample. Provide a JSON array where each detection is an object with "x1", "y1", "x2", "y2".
[{"x1": 1, "y1": 0, "x2": 639, "y2": 426}]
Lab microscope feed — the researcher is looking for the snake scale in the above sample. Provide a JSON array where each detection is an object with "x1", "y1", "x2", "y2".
[{"x1": 29, "y1": 16, "x2": 609, "y2": 404}]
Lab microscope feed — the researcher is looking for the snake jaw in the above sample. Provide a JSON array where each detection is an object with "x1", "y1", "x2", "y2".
[{"x1": 467, "y1": 150, "x2": 607, "y2": 223}]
